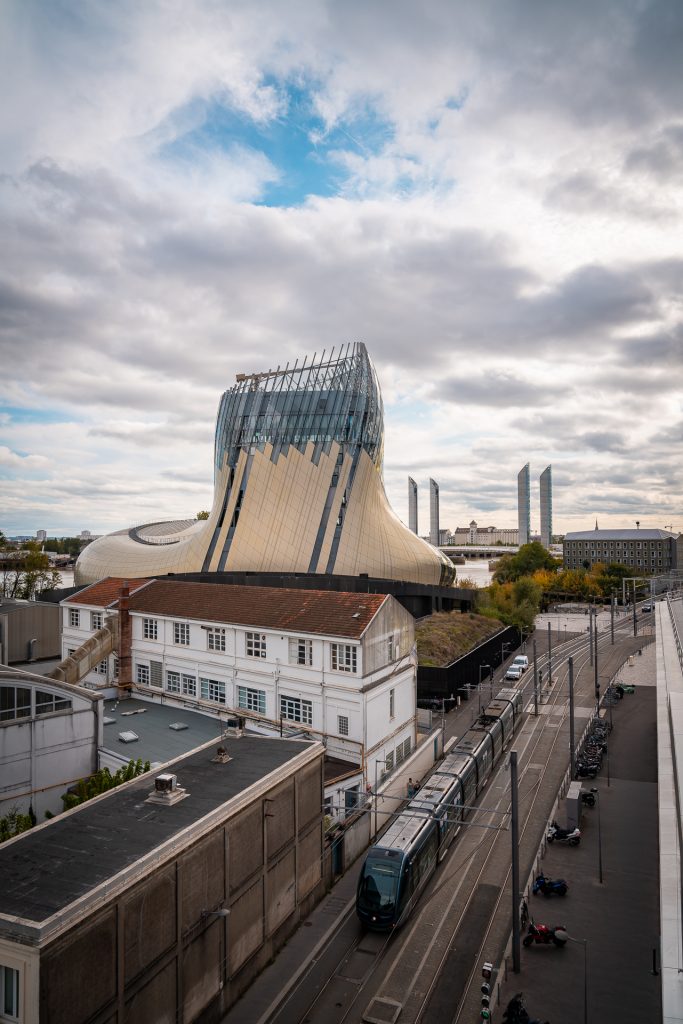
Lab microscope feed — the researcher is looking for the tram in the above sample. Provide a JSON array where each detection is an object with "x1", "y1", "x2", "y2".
[{"x1": 356, "y1": 687, "x2": 523, "y2": 931}]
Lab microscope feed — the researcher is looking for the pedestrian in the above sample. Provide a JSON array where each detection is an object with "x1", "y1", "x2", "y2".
[{"x1": 407, "y1": 778, "x2": 415, "y2": 798}]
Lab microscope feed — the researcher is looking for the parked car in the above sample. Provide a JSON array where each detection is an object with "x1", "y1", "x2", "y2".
[
  {"x1": 505, "y1": 665, "x2": 523, "y2": 681},
  {"x1": 512, "y1": 655, "x2": 529, "y2": 672},
  {"x1": 641, "y1": 603, "x2": 652, "y2": 613}
]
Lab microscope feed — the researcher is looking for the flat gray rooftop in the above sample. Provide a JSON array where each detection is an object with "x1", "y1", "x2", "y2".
[
  {"x1": 0, "y1": 735, "x2": 315, "y2": 927},
  {"x1": 101, "y1": 696, "x2": 226, "y2": 764}
]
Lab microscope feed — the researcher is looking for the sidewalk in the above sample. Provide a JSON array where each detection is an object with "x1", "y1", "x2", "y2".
[{"x1": 495, "y1": 641, "x2": 661, "y2": 1023}]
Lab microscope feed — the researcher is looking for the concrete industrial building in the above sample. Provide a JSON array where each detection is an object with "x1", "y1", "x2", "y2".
[
  {"x1": 429, "y1": 478, "x2": 440, "y2": 547},
  {"x1": 0, "y1": 733, "x2": 325, "y2": 1023},
  {"x1": 75, "y1": 344, "x2": 455, "y2": 588},
  {"x1": 540, "y1": 465, "x2": 553, "y2": 548},
  {"x1": 0, "y1": 598, "x2": 60, "y2": 664},
  {"x1": 563, "y1": 528, "x2": 683, "y2": 571},
  {"x1": 517, "y1": 463, "x2": 530, "y2": 546},
  {"x1": 408, "y1": 476, "x2": 418, "y2": 535}
]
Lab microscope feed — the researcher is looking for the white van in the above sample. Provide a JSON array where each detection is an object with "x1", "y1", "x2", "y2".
[
  {"x1": 512, "y1": 655, "x2": 529, "y2": 672},
  {"x1": 505, "y1": 665, "x2": 523, "y2": 681}
]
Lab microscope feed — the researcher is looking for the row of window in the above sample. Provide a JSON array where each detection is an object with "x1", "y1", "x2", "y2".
[
  {"x1": 383, "y1": 736, "x2": 413, "y2": 775},
  {"x1": 0, "y1": 686, "x2": 72, "y2": 722},
  {"x1": 134, "y1": 665, "x2": 318, "y2": 725},
  {"x1": 566, "y1": 558, "x2": 663, "y2": 568}
]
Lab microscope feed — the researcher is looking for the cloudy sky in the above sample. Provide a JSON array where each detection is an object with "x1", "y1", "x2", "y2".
[{"x1": 2, "y1": 0, "x2": 682, "y2": 540}]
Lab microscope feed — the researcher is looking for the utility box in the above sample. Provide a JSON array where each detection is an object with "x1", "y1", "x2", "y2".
[{"x1": 566, "y1": 781, "x2": 583, "y2": 830}]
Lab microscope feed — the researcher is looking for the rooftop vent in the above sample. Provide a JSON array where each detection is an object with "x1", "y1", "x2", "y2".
[
  {"x1": 212, "y1": 745, "x2": 232, "y2": 764},
  {"x1": 146, "y1": 772, "x2": 189, "y2": 806},
  {"x1": 168, "y1": 722, "x2": 189, "y2": 731},
  {"x1": 223, "y1": 716, "x2": 245, "y2": 738},
  {"x1": 118, "y1": 730, "x2": 139, "y2": 743}
]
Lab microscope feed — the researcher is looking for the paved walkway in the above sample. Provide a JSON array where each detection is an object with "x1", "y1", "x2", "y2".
[{"x1": 496, "y1": 641, "x2": 661, "y2": 1024}]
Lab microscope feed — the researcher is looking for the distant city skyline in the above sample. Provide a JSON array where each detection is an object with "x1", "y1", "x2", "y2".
[{"x1": 1, "y1": 3, "x2": 681, "y2": 538}]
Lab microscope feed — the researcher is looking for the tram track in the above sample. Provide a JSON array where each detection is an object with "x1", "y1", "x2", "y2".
[{"x1": 270, "y1": 619, "x2": 653, "y2": 1024}]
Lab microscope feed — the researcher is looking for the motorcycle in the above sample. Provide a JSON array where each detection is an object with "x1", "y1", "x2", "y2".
[
  {"x1": 502, "y1": 992, "x2": 550, "y2": 1024},
  {"x1": 580, "y1": 789, "x2": 596, "y2": 807},
  {"x1": 522, "y1": 918, "x2": 568, "y2": 947},
  {"x1": 547, "y1": 820, "x2": 581, "y2": 845},
  {"x1": 533, "y1": 872, "x2": 568, "y2": 897}
]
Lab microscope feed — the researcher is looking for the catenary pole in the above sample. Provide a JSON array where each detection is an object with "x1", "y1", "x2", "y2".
[{"x1": 511, "y1": 750, "x2": 521, "y2": 973}]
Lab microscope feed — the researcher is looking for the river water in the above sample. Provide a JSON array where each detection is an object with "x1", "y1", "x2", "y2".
[{"x1": 52, "y1": 560, "x2": 494, "y2": 592}]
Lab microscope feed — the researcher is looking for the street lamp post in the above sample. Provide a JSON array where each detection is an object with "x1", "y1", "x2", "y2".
[
  {"x1": 478, "y1": 664, "x2": 491, "y2": 713},
  {"x1": 547, "y1": 622, "x2": 553, "y2": 683},
  {"x1": 567, "y1": 934, "x2": 589, "y2": 1024},
  {"x1": 501, "y1": 642, "x2": 511, "y2": 671},
  {"x1": 591, "y1": 787, "x2": 603, "y2": 884},
  {"x1": 532, "y1": 637, "x2": 539, "y2": 716}
]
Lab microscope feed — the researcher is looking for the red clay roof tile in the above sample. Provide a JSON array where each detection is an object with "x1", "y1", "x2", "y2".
[{"x1": 125, "y1": 580, "x2": 386, "y2": 638}]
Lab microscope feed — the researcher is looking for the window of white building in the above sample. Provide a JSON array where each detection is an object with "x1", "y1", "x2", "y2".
[
  {"x1": 136, "y1": 664, "x2": 150, "y2": 686},
  {"x1": 289, "y1": 637, "x2": 312, "y2": 666},
  {"x1": 246, "y1": 632, "x2": 267, "y2": 658},
  {"x1": 91, "y1": 611, "x2": 102, "y2": 630},
  {"x1": 69, "y1": 608, "x2": 80, "y2": 628},
  {"x1": 280, "y1": 695, "x2": 313, "y2": 725},
  {"x1": 181, "y1": 674, "x2": 196, "y2": 697},
  {"x1": 200, "y1": 677, "x2": 226, "y2": 704},
  {"x1": 237, "y1": 685, "x2": 266, "y2": 715},
  {"x1": 166, "y1": 671, "x2": 181, "y2": 693},
  {"x1": 96, "y1": 659, "x2": 107, "y2": 675},
  {"x1": 331, "y1": 643, "x2": 357, "y2": 673},
  {"x1": 338, "y1": 714, "x2": 349, "y2": 736},
  {"x1": 0, "y1": 964, "x2": 20, "y2": 1021},
  {"x1": 389, "y1": 688, "x2": 395, "y2": 719},
  {"x1": 142, "y1": 618, "x2": 158, "y2": 640},
  {"x1": 207, "y1": 627, "x2": 226, "y2": 652},
  {"x1": 173, "y1": 622, "x2": 190, "y2": 645}
]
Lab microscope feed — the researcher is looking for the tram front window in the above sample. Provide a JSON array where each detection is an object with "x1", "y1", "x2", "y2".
[{"x1": 357, "y1": 855, "x2": 400, "y2": 915}]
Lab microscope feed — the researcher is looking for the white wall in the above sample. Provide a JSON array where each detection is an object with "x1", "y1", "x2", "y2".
[{"x1": 0, "y1": 677, "x2": 99, "y2": 818}]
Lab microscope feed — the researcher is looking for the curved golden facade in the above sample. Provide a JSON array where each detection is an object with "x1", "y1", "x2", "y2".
[{"x1": 75, "y1": 344, "x2": 455, "y2": 587}]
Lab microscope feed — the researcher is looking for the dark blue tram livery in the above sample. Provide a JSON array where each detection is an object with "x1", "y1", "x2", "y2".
[{"x1": 356, "y1": 687, "x2": 523, "y2": 931}]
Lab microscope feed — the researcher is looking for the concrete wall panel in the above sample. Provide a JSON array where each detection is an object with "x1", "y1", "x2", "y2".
[
  {"x1": 180, "y1": 829, "x2": 225, "y2": 931},
  {"x1": 265, "y1": 783, "x2": 295, "y2": 859},
  {"x1": 41, "y1": 909, "x2": 117, "y2": 1024},
  {"x1": 229, "y1": 877, "x2": 264, "y2": 975},
  {"x1": 266, "y1": 849, "x2": 296, "y2": 935},
  {"x1": 297, "y1": 823, "x2": 322, "y2": 900},
  {"x1": 298, "y1": 760, "x2": 323, "y2": 832},
  {"x1": 124, "y1": 960, "x2": 176, "y2": 1024},
  {"x1": 183, "y1": 918, "x2": 222, "y2": 1022},
  {"x1": 123, "y1": 866, "x2": 176, "y2": 985},
  {"x1": 229, "y1": 805, "x2": 263, "y2": 894}
]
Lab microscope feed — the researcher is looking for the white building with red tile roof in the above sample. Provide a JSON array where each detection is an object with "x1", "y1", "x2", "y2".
[{"x1": 61, "y1": 579, "x2": 418, "y2": 813}]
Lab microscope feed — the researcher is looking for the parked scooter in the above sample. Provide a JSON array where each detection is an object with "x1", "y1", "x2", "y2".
[
  {"x1": 580, "y1": 789, "x2": 596, "y2": 807},
  {"x1": 522, "y1": 918, "x2": 568, "y2": 947},
  {"x1": 502, "y1": 992, "x2": 550, "y2": 1024},
  {"x1": 533, "y1": 872, "x2": 568, "y2": 897},
  {"x1": 547, "y1": 820, "x2": 581, "y2": 845}
]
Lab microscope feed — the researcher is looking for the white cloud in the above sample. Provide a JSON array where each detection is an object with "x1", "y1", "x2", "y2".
[{"x1": 1, "y1": 0, "x2": 682, "y2": 536}]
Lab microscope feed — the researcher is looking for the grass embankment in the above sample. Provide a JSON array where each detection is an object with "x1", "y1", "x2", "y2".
[{"x1": 416, "y1": 611, "x2": 505, "y2": 668}]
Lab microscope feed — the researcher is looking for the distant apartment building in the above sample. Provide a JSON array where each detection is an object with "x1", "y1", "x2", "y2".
[
  {"x1": 429, "y1": 478, "x2": 440, "y2": 546},
  {"x1": 408, "y1": 476, "x2": 418, "y2": 534},
  {"x1": 540, "y1": 465, "x2": 553, "y2": 548},
  {"x1": 60, "y1": 578, "x2": 418, "y2": 811},
  {"x1": 517, "y1": 464, "x2": 530, "y2": 545},
  {"x1": 36, "y1": 529, "x2": 47, "y2": 543},
  {"x1": 563, "y1": 528, "x2": 683, "y2": 572},
  {"x1": 449, "y1": 521, "x2": 519, "y2": 546}
]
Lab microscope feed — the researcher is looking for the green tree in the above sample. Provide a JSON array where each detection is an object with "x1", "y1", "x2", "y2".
[
  {"x1": 492, "y1": 542, "x2": 560, "y2": 583},
  {"x1": 196, "y1": 510, "x2": 210, "y2": 520}
]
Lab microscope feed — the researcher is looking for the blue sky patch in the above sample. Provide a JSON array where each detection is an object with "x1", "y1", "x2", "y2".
[{"x1": 157, "y1": 81, "x2": 395, "y2": 206}]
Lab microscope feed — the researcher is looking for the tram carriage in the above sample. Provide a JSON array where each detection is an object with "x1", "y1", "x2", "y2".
[{"x1": 356, "y1": 687, "x2": 523, "y2": 931}]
